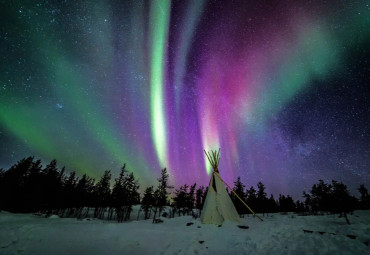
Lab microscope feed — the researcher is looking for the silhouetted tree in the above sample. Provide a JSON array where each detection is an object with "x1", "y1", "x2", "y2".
[
  {"x1": 331, "y1": 180, "x2": 357, "y2": 224},
  {"x1": 303, "y1": 179, "x2": 358, "y2": 224},
  {"x1": 174, "y1": 184, "x2": 189, "y2": 216},
  {"x1": 2, "y1": 156, "x2": 366, "y2": 225},
  {"x1": 256, "y1": 181, "x2": 268, "y2": 214},
  {"x1": 63, "y1": 171, "x2": 78, "y2": 212},
  {"x1": 74, "y1": 174, "x2": 95, "y2": 218},
  {"x1": 0, "y1": 168, "x2": 4, "y2": 209},
  {"x1": 122, "y1": 171, "x2": 140, "y2": 221},
  {"x1": 94, "y1": 170, "x2": 111, "y2": 219},
  {"x1": 172, "y1": 183, "x2": 196, "y2": 216},
  {"x1": 187, "y1": 183, "x2": 197, "y2": 216},
  {"x1": 278, "y1": 194, "x2": 296, "y2": 212},
  {"x1": 152, "y1": 168, "x2": 173, "y2": 222},
  {"x1": 358, "y1": 184, "x2": 370, "y2": 210},
  {"x1": 23, "y1": 159, "x2": 43, "y2": 212},
  {"x1": 141, "y1": 186, "x2": 154, "y2": 220},
  {"x1": 303, "y1": 180, "x2": 332, "y2": 213},
  {"x1": 111, "y1": 165, "x2": 127, "y2": 221},
  {"x1": 43, "y1": 160, "x2": 63, "y2": 214},
  {"x1": 246, "y1": 186, "x2": 257, "y2": 214},
  {"x1": 295, "y1": 200, "x2": 306, "y2": 215},
  {"x1": 231, "y1": 177, "x2": 247, "y2": 215},
  {"x1": 195, "y1": 186, "x2": 205, "y2": 217},
  {"x1": 4, "y1": 157, "x2": 35, "y2": 212},
  {"x1": 266, "y1": 194, "x2": 279, "y2": 213}
]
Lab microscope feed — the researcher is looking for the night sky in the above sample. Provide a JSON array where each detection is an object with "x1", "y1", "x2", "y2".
[{"x1": 1, "y1": 0, "x2": 369, "y2": 199}]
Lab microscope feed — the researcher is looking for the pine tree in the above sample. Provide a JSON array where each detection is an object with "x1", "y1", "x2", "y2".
[
  {"x1": 187, "y1": 183, "x2": 196, "y2": 216},
  {"x1": 24, "y1": 159, "x2": 43, "y2": 212},
  {"x1": 153, "y1": 168, "x2": 173, "y2": 222},
  {"x1": 246, "y1": 186, "x2": 257, "y2": 214},
  {"x1": 358, "y1": 184, "x2": 370, "y2": 209},
  {"x1": 278, "y1": 194, "x2": 296, "y2": 212},
  {"x1": 75, "y1": 174, "x2": 95, "y2": 217},
  {"x1": 6, "y1": 157, "x2": 35, "y2": 212},
  {"x1": 295, "y1": 200, "x2": 305, "y2": 214},
  {"x1": 256, "y1": 181, "x2": 268, "y2": 214},
  {"x1": 231, "y1": 177, "x2": 247, "y2": 215},
  {"x1": 331, "y1": 180, "x2": 357, "y2": 224},
  {"x1": 303, "y1": 179, "x2": 359, "y2": 219},
  {"x1": 43, "y1": 159, "x2": 63, "y2": 214},
  {"x1": 123, "y1": 171, "x2": 140, "y2": 221},
  {"x1": 94, "y1": 170, "x2": 111, "y2": 219},
  {"x1": 267, "y1": 194, "x2": 278, "y2": 213},
  {"x1": 174, "y1": 184, "x2": 188, "y2": 216},
  {"x1": 195, "y1": 186, "x2": 205, "y2": 217},
  {"x1": 111, "y1": 165, "x2": 127, "y2": 221},
  {"x1": 309, "y1": 180, "x2": 332, "y2": 213},
  {"x1": 0, "y1": 168, "x2": 4, "y2": 202},
  {"x1": 141, "y1": 186, "x2": 154, "y2": 219},
  {"x1": 63, "y1": 171, "x2": 79, "y2": 216},
  {"x1": 0, "y1": 168, "x2": 4, "y2": 210}
]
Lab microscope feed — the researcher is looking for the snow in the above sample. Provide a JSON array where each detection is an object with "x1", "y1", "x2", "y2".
[{"x1": 1, "y1": 208, "x2": 369, "y2": 255}]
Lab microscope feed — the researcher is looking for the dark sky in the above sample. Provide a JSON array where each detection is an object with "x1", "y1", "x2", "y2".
[{"x1": 1, "y1": 0, "x2": 369, "y2": 199}]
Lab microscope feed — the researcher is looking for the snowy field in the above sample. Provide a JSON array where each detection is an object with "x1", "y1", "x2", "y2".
[{"x1": 1, "y1": 208, "x2": 369, "y2": 255}]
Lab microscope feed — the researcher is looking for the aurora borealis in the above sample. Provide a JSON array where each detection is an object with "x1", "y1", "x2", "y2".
[{"x1": 1, "y1": 0, "x2": 369, "y2": 198}]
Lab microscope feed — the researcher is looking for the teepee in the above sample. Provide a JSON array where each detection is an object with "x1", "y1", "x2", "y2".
[{"x1": 200, "y1": 149, "x2": 241, "y2": 225}]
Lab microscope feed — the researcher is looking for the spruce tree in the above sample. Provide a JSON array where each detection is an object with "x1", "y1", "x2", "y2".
[
  {"x1": 141, "y1": 186, "x2": 154, "y2": 219},
  {"x1": 111, "y1": 165, "x2": 127, "y2": 221},
  {"x1": 24, "y1": 159, "x2": 43, "y2": 212},
  {"x1": 267, "y1": 194, "x2": 278, "y2": 213},
  {"x1": 174, "y1": 184, "x2": 188, "y2": 216},
  {"x1": 256, "y1": 181, "x2": 268, "y2": 213},
  {"x1": 358, "y1": 184, "x2": 370, "y2": 209},
  {"x1": 195, "y1": 186, "x2": 205, "y2": 217},
  {"x1": 123, "y1": 171, "x2": 140, "y2": 221},
  {"x1": 94, "y1": 170, "x2": 111, "y2": 219},
  {"x1": 246, "y1": 186, "x2": 257, "y2": 214},
  {"x1": 231, "y1": 177, "x2": 247, "y2": 215},
  {"x1": 6, "y1": 157, "x2": 35, "y2": 212},
  {"x1": 75, "y1": 174, "x2": 95, "y2": 217},
  {"x1": 64, "y1": 171, "x2": 78, "y2": 210},
  {"x1": 187, "y1": 183, "x2": 196, "y2": 216},
  {"x1": 153, "y1": 168, "x2": 173, "y2": 222},
  {"x1": 331, "y1": 180, "x2": 357, "y2": 224},
  {"x1": 43, "y1": 159, "x2": 62, "y2": 214},
  {"x1": 278, "y1": 194, "x2": 296, "y2": 213}
]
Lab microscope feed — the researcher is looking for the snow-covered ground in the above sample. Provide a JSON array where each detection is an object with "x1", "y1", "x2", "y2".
[{"x1": 1, "y1": 208, "x2": 369, "y2": 255}]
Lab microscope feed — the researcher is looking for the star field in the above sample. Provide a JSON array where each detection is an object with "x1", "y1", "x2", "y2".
[{"x1": 0, "y1": 0, "x2": 369, "y2": 198}]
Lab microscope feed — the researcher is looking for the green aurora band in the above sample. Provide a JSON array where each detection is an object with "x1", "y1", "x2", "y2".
[{"x1": 150, "y1": 0, "x2": 171, "y2": 169}]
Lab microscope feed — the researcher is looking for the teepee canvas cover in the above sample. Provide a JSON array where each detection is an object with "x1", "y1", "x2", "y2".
[{"x1": 201, "y1": 150, "x2": 240, "y2": 225}]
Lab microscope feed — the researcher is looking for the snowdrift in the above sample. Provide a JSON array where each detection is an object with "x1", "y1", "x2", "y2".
[{"x1": 0, "y1": 209, "x2": 369, "y2": 255}]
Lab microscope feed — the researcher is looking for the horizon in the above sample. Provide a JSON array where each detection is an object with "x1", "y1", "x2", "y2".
[
  {"x1": 1, "y1": 1, "x2": 369, "y2": 200},
  {"x1": 1, "y1": 155, "x2": 367, "y2": 201}
]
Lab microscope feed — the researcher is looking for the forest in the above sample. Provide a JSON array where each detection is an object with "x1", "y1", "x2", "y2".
[{"x1": 1, "y1": 157, "x2": 369, "y2": 223}]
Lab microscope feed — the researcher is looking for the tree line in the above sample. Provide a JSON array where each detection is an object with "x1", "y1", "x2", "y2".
[
  {"x1": 230, "y1": 177, "x2": 370, "y2": 220},
  {"x1": 0, "y1": 157, "x2": 171, "y2": 223},
  {"x1": 0, "y1": 157, "x2": 369, "y2": 223}
]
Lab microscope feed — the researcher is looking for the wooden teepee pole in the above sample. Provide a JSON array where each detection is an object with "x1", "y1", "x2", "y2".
[
  {"x1": 215, "y1": 173, "x2": 263, "y2": 221},
  {"x1": 204, "y1": 150, "x2": 212, "y2": 166}
]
